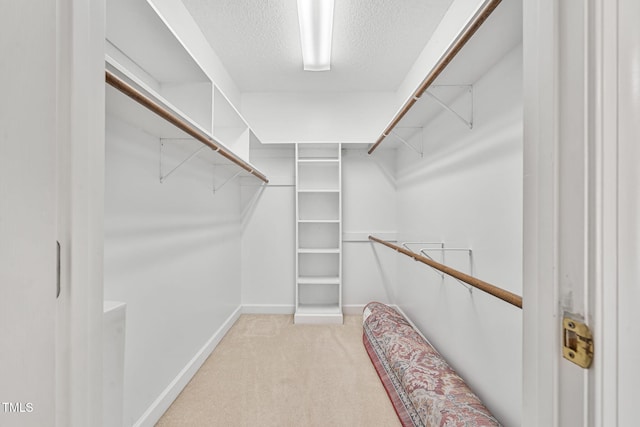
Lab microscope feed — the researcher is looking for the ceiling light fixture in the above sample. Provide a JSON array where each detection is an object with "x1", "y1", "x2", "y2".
[{"x1": 296, "y1": 0, "x2": 334, "y2": 71}]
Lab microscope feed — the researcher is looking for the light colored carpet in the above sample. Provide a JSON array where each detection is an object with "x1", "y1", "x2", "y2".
[{"x1": 156, "y1": 314, "x2": 402, "y2": 427}]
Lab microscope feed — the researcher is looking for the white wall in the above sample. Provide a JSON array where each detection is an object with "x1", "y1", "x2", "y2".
[
  {"x1": 104, "y1": 117, "x2": 242, "y2": 425},
  {"x1": 342, "y1": 148, "x2": 398, "y2": 307},
  {"x1": 391, "y1": 45, "x2": 523, "y2": 426},
  {"x1": 238, "y1": 96, "x2": 401, "y2": 311},
  {"x1": 240, "y1": 145, "x2": 398, "y2": 312},
  {"x1": 240, "y1": 146, "x2": 296, "y2": 311},
  {"x1": 0, "y1": 3, "x2": 58, "y2": 425},
  {"x1": 241, "y1": 92, "x2": 396, "y2": 143}
]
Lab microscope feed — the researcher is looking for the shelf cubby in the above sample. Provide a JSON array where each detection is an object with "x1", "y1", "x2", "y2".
[
  {"x1": 297, "y1": 192, "x2": 340, "y2": 221},
  {"x1": 298, "y1": 283, "x2": 341, "y2": 306},
  {"x1": 298, "y1": 222, "x2": 340, "y2": 250},
  {"x1": 298, "y1": 253, "x2": 340, "y2": 278},
  {"x1": 298, "y1": 143, "x2": 340, "y2": 160},
  {"x1": 297, "y1": 162, "x2": 340, "y2": 191}
]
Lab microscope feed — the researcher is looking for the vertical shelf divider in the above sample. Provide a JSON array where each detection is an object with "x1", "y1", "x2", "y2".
[{"x1": 294, "y1": 143, "x2": 343, "y2": 324}]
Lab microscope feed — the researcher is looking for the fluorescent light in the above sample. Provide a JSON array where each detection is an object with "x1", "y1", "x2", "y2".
[{"x1": 296, "y1": 0, "x2": 334, "y2": 71}]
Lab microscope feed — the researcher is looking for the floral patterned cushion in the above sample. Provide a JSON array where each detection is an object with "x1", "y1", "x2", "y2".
[{"x1": 363, "y1": 302, "x2": 500, "y2": 427}]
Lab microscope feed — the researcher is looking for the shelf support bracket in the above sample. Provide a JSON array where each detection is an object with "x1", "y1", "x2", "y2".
[
  {"x1": 402, "y1": 242, "x2": 445, "y2": 278},
  {"x1": 425, "y1": 85, "x2": 473, "y2": 129},
  {"x1": 212, "y1": 165, "x2": 244, "y2": 194},
  {"x1": 420, "y1": 247, "x2": 474, "y2": 293},
  {"x1": 389, "y1": 129, "x2": 423, "y2": 157},
  {"x1": 159, "y1": 139, "x2": 206, "y2": 183}
]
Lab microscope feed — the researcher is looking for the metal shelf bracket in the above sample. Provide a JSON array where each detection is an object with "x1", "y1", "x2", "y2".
[
  {"x1": 159, "y1": 139, "x2": 243, "y2": 195},
  {"x1": 426, "y1": 84, "x2": 474, "y2": 129},
  {"x1": 420, "y1": 246, "x2": 474, "y2": 293},
  {"x1": 389, "y1": 129, "x2": 423, "y2": 157},
  {"x1": 403, "y1": 242, "x2": 444, "y2": 278},
  {"x1": 213, "y1": 164, "x2": 244, "y2": 194},
  {"x1": 401, "y1": 241, "x2": 474, "y2": 293},
  {"x1": 159, "y1": 139, "x2": 206, "y2": 183}
]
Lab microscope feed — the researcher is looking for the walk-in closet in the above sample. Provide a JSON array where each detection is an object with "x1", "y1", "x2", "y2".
[
  {"x1": 101, "y1": 0, "x2": 523, "y2": 424},
  {"x1": 3, "y1": 0, "x2": 639, "y2": 426}
]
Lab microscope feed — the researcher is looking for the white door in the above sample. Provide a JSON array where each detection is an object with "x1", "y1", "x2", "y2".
[
  {"x1": 1, "y1": 1, "x2": 105, "y2": 426},
  {"x1": 0, "y1": 2, "x2": 59, "y2": 425}
]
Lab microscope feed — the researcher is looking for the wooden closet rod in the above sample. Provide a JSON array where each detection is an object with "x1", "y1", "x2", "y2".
[
  {"x1": 105, "y1": 70, "x2": 269, "y2": 184},
  {"x1": 368, "y1": 0, "x2": 502, "y2": 155},
  {"x1": 368, "y1": 235, "x2": 522, "y2": 309}
]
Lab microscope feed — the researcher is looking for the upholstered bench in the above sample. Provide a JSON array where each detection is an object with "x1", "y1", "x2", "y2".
[{"x1": 363, "y1": 302, "x2": 499, "y2": 427}]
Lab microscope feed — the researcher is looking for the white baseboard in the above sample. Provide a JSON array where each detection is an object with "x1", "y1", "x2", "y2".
[
  {"x1": 133, "y1": 305, "x2": 242, "y2": 427},
  {"x1": 242, "y1": 304, "x2": 295, "y2": 314},
  {"x1": 242, "y1": 304, "x2": 365, "y2": 316},
  {"x1": 343, "y1": 304, "x2": 366, "y2": 315}
]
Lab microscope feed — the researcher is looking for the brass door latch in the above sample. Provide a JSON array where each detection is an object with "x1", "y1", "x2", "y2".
[{"x1": 562, "y1": 316, "x2": 593, "y2": 369}]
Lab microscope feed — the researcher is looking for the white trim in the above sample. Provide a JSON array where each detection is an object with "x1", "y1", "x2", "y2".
[
  {"x1": 59, "y1": 0, "x2": 106, "y2": 424},
  {"x1": 242, "y1": 304, "x2": 368, "y2": 316},
  {"x1": 242, "y1": 304, "x2": 372, "y2": 317},
  {"x1": 593, "y1": 0, "x2": 621, "y2": 424},
  {"x1": 522, "y1": 0, "x2": 560, "y2": 424},
  {"x1": 242, "y1": 304, "x2": 295, "y2": 315},
  {"x1": 132, "y1": 306, "x2": 242, "y2": 427},
  {"x1": 343, "y1": 304, "x2": 366, "y2": 315}
]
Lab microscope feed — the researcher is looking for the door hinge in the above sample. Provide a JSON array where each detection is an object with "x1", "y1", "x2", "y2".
[{"x1": 562, "y1": 315, "x2": 593, "y2": 369}]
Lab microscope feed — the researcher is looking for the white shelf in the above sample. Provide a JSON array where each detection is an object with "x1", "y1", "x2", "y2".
[
  {"x1": 105, "y1": 60, "x2": 266, "y2": 177},
  {"x1": 295, "y1": 142, "x2": 342, "y2": 324},
  {"x1": 298, "y1": 158, "x2": 340, "y2": 163},
  {"x1": 105, "y1": 0, "x2": 266, "y2": 174},
  {"x1": 298, "y1": 248, "x2": 340, "y2": 254},
  {"x1": 298, "y1": 276, "x2": 341, "y2": 285},
  {"x1": 297, "y1": 189, "x2": 340, "y2": 193},
  {"x1": 105, "y1": 57, "x2": 211, "y2": 140}
]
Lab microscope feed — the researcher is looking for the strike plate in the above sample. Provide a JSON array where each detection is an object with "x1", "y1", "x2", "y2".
[{"x1": 562, "y1": 316, "x2": 593, "y2": 369}]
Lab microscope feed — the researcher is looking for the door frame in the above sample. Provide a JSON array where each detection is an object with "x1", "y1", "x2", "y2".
[
  {"x1": 523, "y1": 0, "x2": 620, "y2": 425},
  {"x1": 55, "y1": 0, "x2": 105, "y2": 425}
]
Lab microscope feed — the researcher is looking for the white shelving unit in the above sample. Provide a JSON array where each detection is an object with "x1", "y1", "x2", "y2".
[
  {"x1": 105, "y1": 0, "x2": 266, "y2": 179},
  {"x1": 294, "y1": 143, "x2": 343, "y2": 324}
]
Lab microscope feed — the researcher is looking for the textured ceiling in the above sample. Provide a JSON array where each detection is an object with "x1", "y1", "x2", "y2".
[{"x1": 181, "y1": 0, "x2": 454, "y2": 92}]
